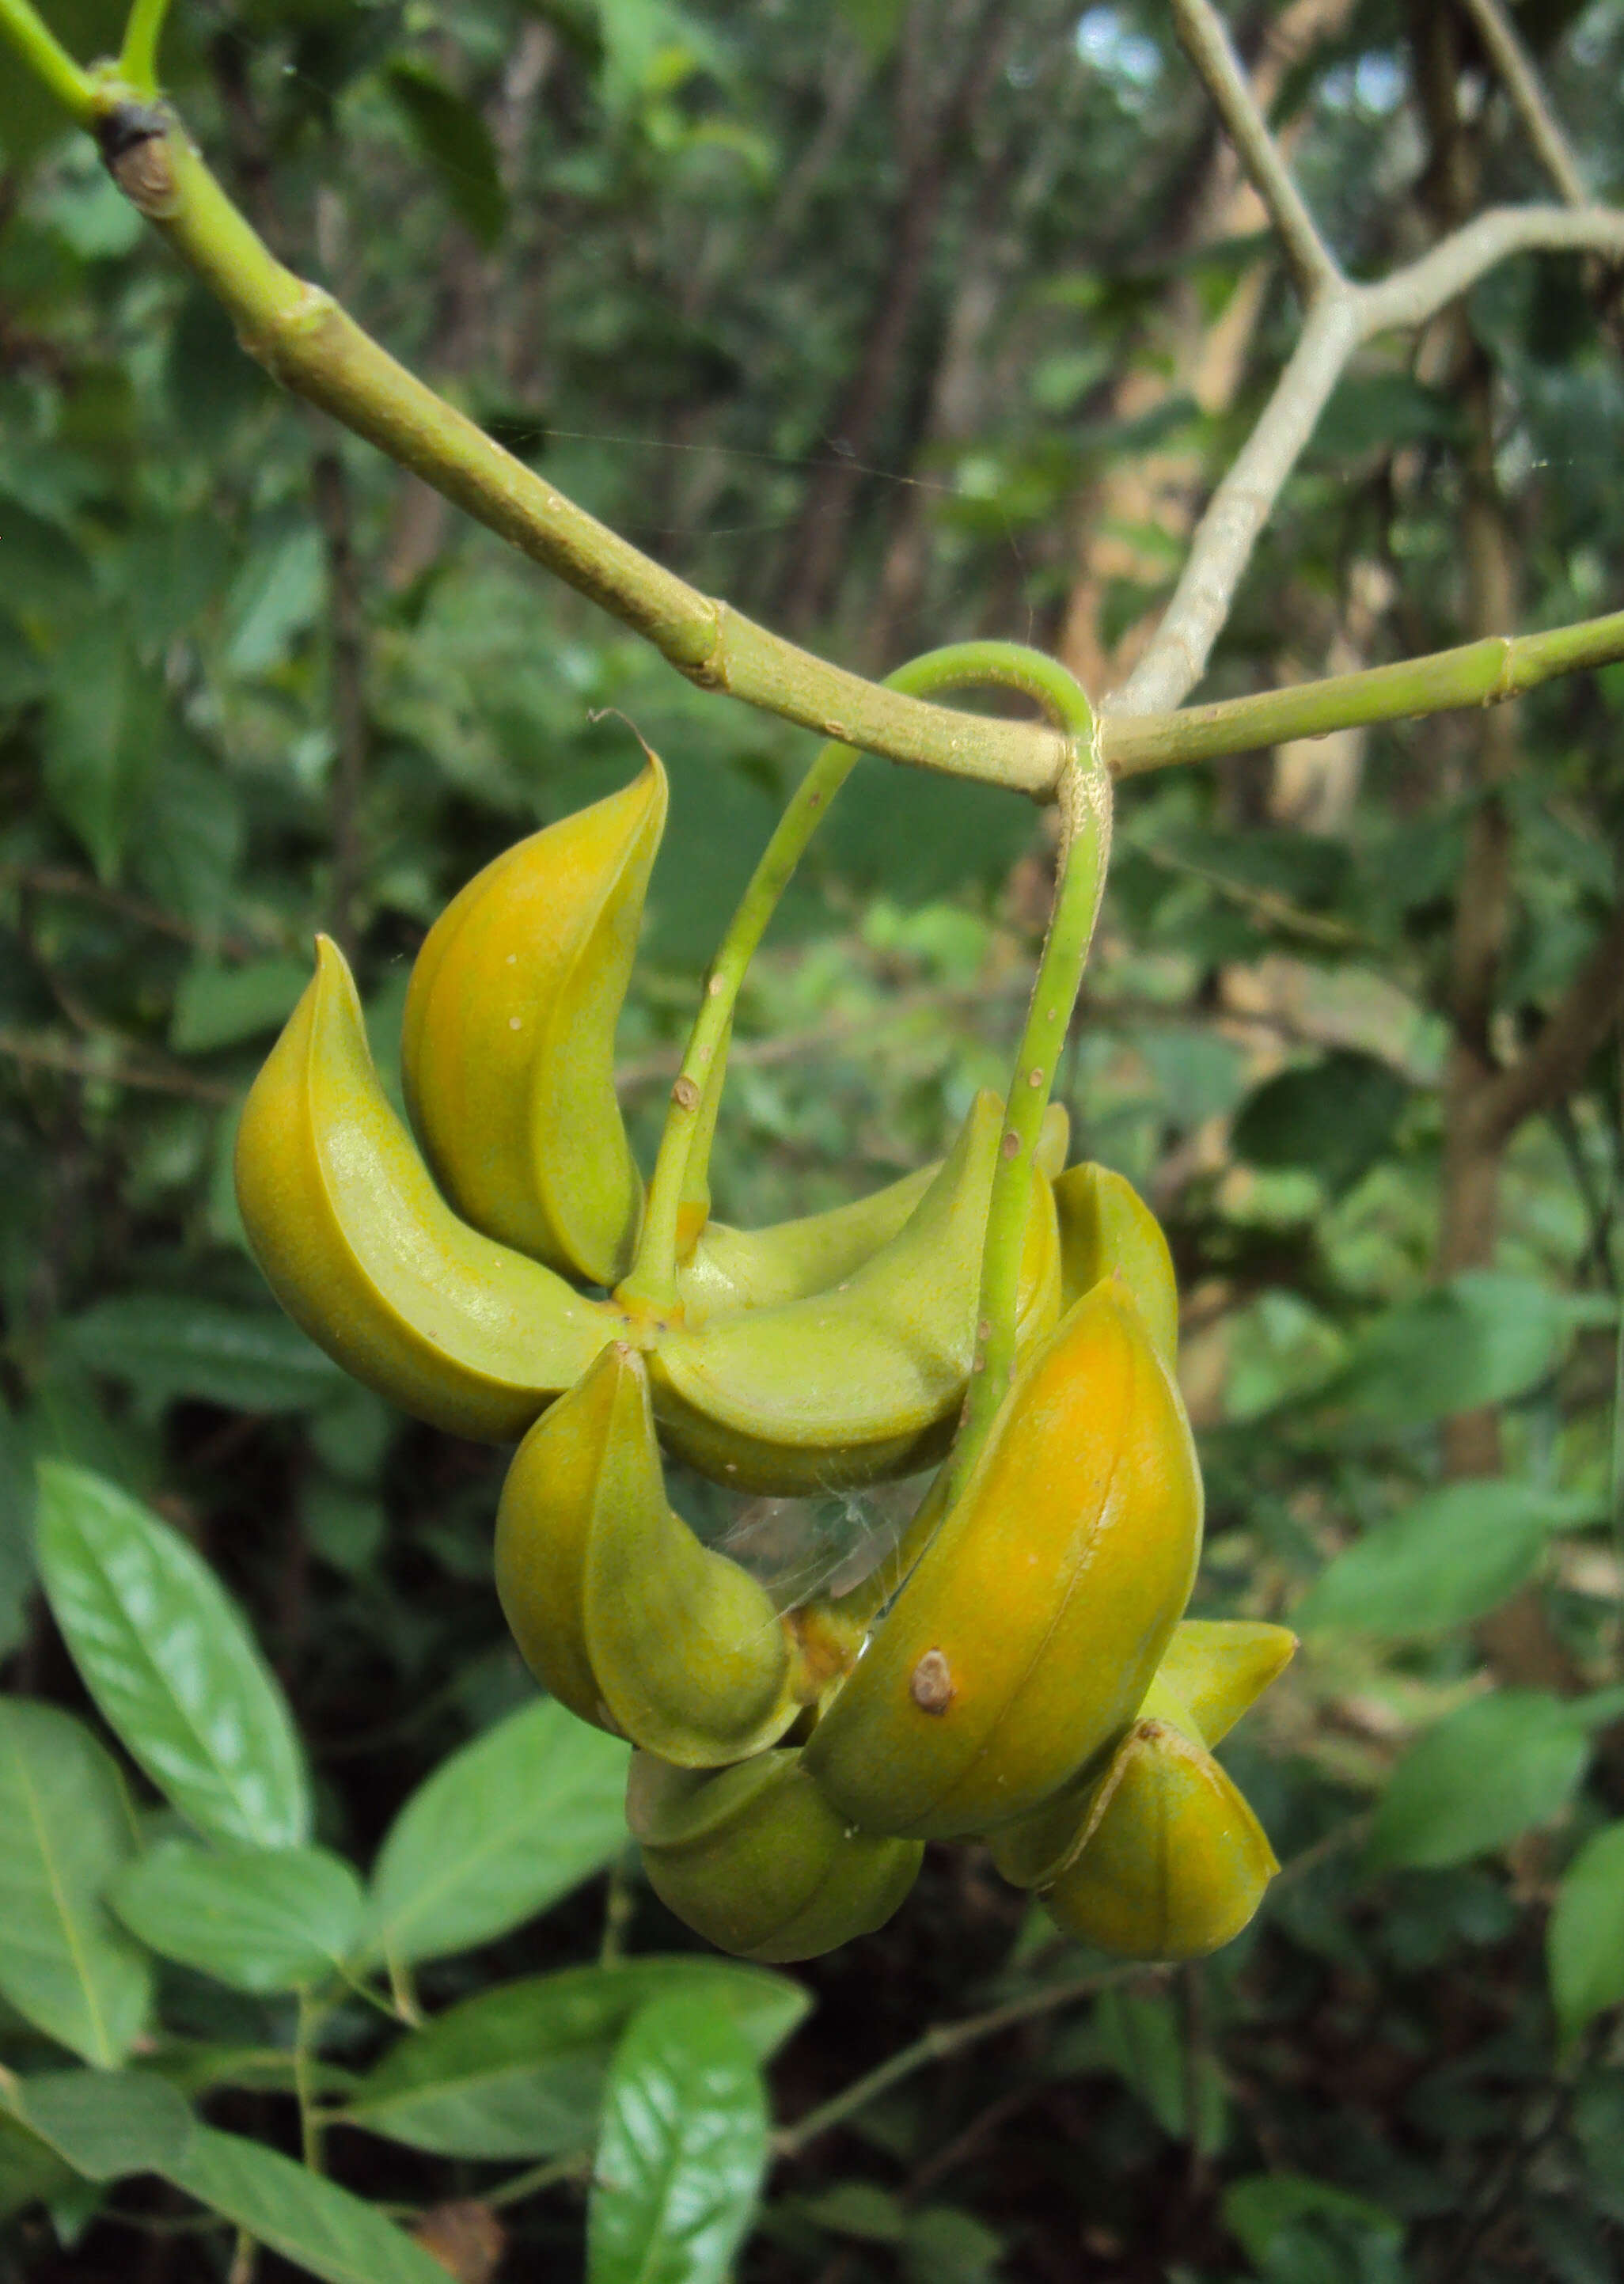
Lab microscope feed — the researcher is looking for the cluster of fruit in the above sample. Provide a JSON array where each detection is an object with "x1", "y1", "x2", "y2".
[{"x1": 235, "y1": 746, "x2": 1292, "y2": 1963}]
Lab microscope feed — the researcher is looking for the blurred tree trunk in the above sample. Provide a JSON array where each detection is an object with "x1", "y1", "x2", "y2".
[{"x1": 772, "y1": 0, "x2": 1008, "y2": 636}]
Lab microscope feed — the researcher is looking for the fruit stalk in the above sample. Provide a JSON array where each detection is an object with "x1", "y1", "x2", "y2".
[
  {"x1": 627, "y1": 642, "x2": 1096, "y2": 1311},
  {"x1": 951, "y1": 669, "x2": 1110, "y2": 1492}
]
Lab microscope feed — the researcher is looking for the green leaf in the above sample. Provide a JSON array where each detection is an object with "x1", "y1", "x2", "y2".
[
  {"x1": 383, "y1": 61, "x2": 507, "y2": 249},
  {"x1": 131, "y1": 740, "x2": 246, "y2": 935},
  {"x1": 588, "y1": 1991, "x2": 768, "y2": 2284},
  {"x1": 1309, "y1": 1273, "x2": 1581, "y2": 1429},
  {"x1": 0, "y1": 1701, "x2": 152, "y2": 2066},
  {"x1": 347, "y1": 1957, "x2": 810, "y2": 2158},
  {"x1": 34, "y1": 1462, "x2": 311, "y2": 1850},
  {"x1": 1367, "y1": 1692, "x2": 1593, "y2": 1871},
  {"x1": 109, "y1": 1842, "x2": 364, "y2": 1994},
  {"x1": 1297, "y1": 1479, "x2": 1599, "y2": 1639},
  {"x1": 55, "y1": 1294, "x2": 343, "y2": 1414},
  {"x1": 43, "y1": 620, "x2": 160, "y2": 882},
  {"x1": 166, "y1": 2127, "x2": 452, "y2": 2284},
  {"x1": 222, "y1": 525, "x2": 324, "y2": 677},
  {"x1": 0, "y1": 2113, "x2": 75, "y2": 2225},
  {"x1": 0, "y1": 1391, "x2": 36, "y2": 1661},
  {"x1": 1232, "y1": 1051, "x2": 1410, "y2": 1199},
  {"x1": 1, "y1": 2070, "x2": 195, "y2": 2183},
  {"x1": 359, "y1": 1698, "x2": 629, "y2": 1968},
  {"x1": 901, "y1": 2207, "x2": 1006, "y2": 2284},
  {"x1": 835, "y1": 0, "x2": 907, "y2": 63},
  {"x1": 1221, "y1": 2172, "x2": 1402, "y2": 2271},
  {"x1": 1548, "y1": 1823, "x2": 1624, "y2": 2043},
  {"x1": 1094, "y1": 1984, "x2": 1226, "y2": 2155},
  {"x1": 170, "y1": 959, "x2": 310, "y2": 1055}
]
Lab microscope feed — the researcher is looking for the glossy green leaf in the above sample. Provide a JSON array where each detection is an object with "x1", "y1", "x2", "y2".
[
  {"x1": 1, "y1": 2070, "x2": 195, "y2": 2182},
  {"x1": 109, "y1": 1841, "x2": 364, "y2": 1993},
  {"x1": 35, "y1": 1462, "x2": 310, "y2": 1849},
  {"x1": 0, "y1": 1700, "x2": 152, "y2": 2066},
  {"x1": 1548, "y1": 1823, "x2": 1624, "y2": 2043},
  {"x1": 1298, "y1": 1480, "x2": 1598, "y2": 1639},
  {"x1": 167, "y1": 2126, "x2": 451, "y2": 2284},
  {"x1": 1367, "y1": 1692, "x2": 1592, "y2": 1872},
  {"x1": 359, "y1": 1698, "x2": 628, "y2": 1968},
  {"x1": 55, "y1": 1295, "x2": 344, "y2": 1415},
  {"x1": 588, "y1": 1991, "x2": 769, "y2": 2284},
  {"x1": 347, "y1": 1957, "x2": 810, "y2": 2158}
]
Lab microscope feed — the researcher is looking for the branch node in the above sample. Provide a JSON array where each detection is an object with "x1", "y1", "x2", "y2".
[{"x1": 97, "y1": 99, "x2": 178, "y2": 216}]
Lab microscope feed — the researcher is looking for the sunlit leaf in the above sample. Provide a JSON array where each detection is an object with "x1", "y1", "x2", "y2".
[
  {"x1": 359, "y1": 1698, "x2": 628, "y2": 1968},
  {"x1": 347, "y1": 1957, "x2": 809, "y2": 2158},
  {"x1": 588, "y1": 1991, "x2": 768, "y2": 2284},
  {"x1": 35, "y1": 1463, "x2": 310, "y2": 1849}
]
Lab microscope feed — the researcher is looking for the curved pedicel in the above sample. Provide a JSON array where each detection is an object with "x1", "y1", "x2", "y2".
[{"x1": 647, "y1": 1091, "x2": 1061, "y2": 1497}]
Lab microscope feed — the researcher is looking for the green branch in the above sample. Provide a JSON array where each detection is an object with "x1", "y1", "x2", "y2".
[
  {"x1": 1104, "y1": 609, "x2": 1624, "y2": 776},
  {"x1": 0, "y1": 0, "x2": 97, "y2": 123},
  {"x1": 67, "y1": 88, "x2": 1064, "y2": 796},
  {"x1": 7, "y1": 35, "x2": 1624, "y2": 803},
  {"x1": 119, "y1": 0, "x2": 173, "y2": 94}
]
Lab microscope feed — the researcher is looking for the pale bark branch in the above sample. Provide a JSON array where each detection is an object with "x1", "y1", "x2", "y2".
[
  {"x1": 1170, "y1": 0, "x2": 1341, "y2": 299},
  {"x1": 1459, "y1": 0, "x2": 1588, "y2": 207},
  {"x1": 1108, "y1": 203, "x2": 1624, "y2": 720}
]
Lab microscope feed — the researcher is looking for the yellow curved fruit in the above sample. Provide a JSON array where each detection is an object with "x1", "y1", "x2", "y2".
[
  {"x1": 403, "y1": 757, "x2": 667, "y2": 1285},
  {"x1": 802, "y1": 1277, "x2": 1202, "y2": 1839},
  {"x1": 675, "y1": 1104, "x2": 1070, "y2": 1328},
  {"x1": 1053, "y1": 1161, "x2": 1178, "y2": 1365},
  {"x1": 647, "y1": 1091, "x2": 1061, "y2": 1496},
  {"x1": 1042, "y1": 1720, "x2": 1279, "y2": 1959},
  {"x1": 626, "y1": 1747, "x2": 923, "y2": 1963},
  {"x1": 986, "y1": 1618, "x2": 1295, "y2": 1891},
  {"x1": 235, "y1": 938, "x2": 613, "y2": 1441},
  {"x1": 495, "y1": 1342, "x2": 805, "y2": 1766}
]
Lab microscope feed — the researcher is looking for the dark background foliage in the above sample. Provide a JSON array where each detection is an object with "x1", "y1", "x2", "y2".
[{"x1": 3, "y1": 1, "x2": 1624, "y2": 2278}]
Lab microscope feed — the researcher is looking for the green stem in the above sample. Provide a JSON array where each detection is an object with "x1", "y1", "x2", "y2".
[
  {"x1": 293, "y1": 1992, "x2": 325, "y2": 2173},
  {"x1": 486, "y1": 2149, "x2": 592, "y2": 2210},
  {"x1": 952, "y1": 667, "x2": 1109, "y2": 1489},
  {"x1": 624, "y1": 643, "x2": 1076, "y2": 1311},
  {"x1": 9, "y1": 59, "x2": 1624, "y2": 795},
  {"x1": 118, "y1": 0, "x2": 169, "y2": 92},
  {"x1": 59, "y1": 89, "x2": 1064, "y2": 796},
  {"x1": 1102, "y1": 609, "x2": 1624, "y2": 776},
  {"x1": 0, "y1": 0, "x2": 97, "y2": 122},
  {"x1": 772, "y1": 1959, "x2": 1160, "y2": 2160}
]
